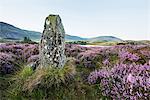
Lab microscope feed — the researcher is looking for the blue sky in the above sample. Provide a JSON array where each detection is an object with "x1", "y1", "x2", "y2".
[{"x1": 0, "y1": 0, "x2": 149, "y2": 40}]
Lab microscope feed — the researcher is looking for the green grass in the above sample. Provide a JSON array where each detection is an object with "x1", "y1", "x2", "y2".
[
  {"x1": 1, "y1": 58, "x2": 109, "y2": 100},
  {"x1": 87, "y1": 41, "x2": 118, "y2": 46},
  {"x1": 6, "y1": 58, "x2": 77, "y2": 99}
]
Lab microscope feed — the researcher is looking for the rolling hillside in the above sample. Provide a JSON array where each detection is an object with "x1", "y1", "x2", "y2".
[
  {"x1": 89, "y1": 36, "x2": 122, "y2": 42},
  {"x1": 0, "y1": 22, "x2": 122, "y2": 42},
  {"x1": 0, "y1": 22, "x2": 41, "y2": 41}
]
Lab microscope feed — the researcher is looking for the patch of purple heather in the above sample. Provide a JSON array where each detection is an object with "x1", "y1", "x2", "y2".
[
  {"x1": 0, "y1": 52, "x2": 16, "y2": 74},
  {"x1": 119, "y1": 50, "x2": 140, "y2": 62},
  {"x1": 76, "y1": 49, "x2": 101, "y2": 67},
  {"x1": 140, "y1": 50, "x2": 150, "y2": 58},
  {"x1": 0, "y1": 43, "x2": 39, "y2": 74},
  {"x1": 88, "y1": 63, "x2": 150, "y2": 99},
  {"x1": 27, "y1": 54, "x2": 39, "y2": 63},
  {"x1": 102, "y1": 59, "x2": 110, "y2": 66}
]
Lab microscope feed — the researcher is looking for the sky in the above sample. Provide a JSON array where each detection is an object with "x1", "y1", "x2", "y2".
[{"x1": 0, "y1": 0, "x2": 149, "y2": 40}]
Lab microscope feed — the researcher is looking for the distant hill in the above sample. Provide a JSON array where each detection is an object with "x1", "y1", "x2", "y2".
[
  {"x1": 0, "y1": 22, "x2": 122, "y2": 42},
  {"x1": 89, "y1": 36, "x2": 122, "y2": 42},
  {"x1": 65, "y1": 34, "x2": 87, "y2": 41},
  {"x1": 0, "y1": 22, "x2": 41, "y2": 42}
]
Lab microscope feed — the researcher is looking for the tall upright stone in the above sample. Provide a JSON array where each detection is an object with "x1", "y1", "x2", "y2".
[{"x1": 39, "y1": 15, "x2": 66, "y2": 68}]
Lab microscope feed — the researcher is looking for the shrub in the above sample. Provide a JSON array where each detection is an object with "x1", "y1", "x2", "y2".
[
  {"x1": 65, "y1": 44, "x2": 88, "y2": 57},
  {"x1": 88, "y1": 63, "x2": 150, "y2": 99},
  {"x1": 0, "y1": 52, "x2": 19, "y2": 75},
  {"x1": 27, "y1": 54, "x2": 39, "y2": 63},
  {"x1": 76, "y1": 48, "x2": 103, "y2": 68},
  {"x1": 119, "y1": 50, "x2": 140, "y2": 62}
]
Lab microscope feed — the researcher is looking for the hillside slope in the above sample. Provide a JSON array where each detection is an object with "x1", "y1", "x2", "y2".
[
  {"x1": 0, "y1": 22, "x2": 41, "y2": 41},
  {"x1": 89, "y1": 36, "x2": 122, "y2": 42},
  {"x1": 0, "y1": 22, "x2": 122, "y2": 42}
]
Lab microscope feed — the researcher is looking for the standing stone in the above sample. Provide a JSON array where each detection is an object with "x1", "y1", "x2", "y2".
[{"x1": 39, "y1": 15, "x2": 66, "y2": 68}]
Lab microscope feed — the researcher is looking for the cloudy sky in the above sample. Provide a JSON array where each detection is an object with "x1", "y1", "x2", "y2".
[{"x1": 0, "y1": 0, "x2": 149, "y2": 40}]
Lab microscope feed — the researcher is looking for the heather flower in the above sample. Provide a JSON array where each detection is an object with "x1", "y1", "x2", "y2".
[
  {"x1": 27, "y1": 55, "x2": 39, "y2": 63},
  {"x1": 119, "y1": 50, "x2": 140, "y2": 62},
  {"x1": 103, "y1": 59, "x2": 110, "y2": 66},
  {"x1": 88, "y1": 69, "x2": 110, "y2": 84},
  {"x1": 0, "y1": 43, "x2": 39, "y2": 74},
  {"x1": 76, "y1": 49, "x2": 101, "y2": 67},
  {"x1": 65, "y1": 44, "x2": 88, "y2": 57},
  {"x1": 88, "y1": 63, "x2": 150, "y2": 99},
  {"x1": 140, "y1": 50, "x2": 150, "y2": 58},
  {"x1": 0, "y1": 52, "x2": 16, "y2": 74},
  {"x1": 146, "y1": 78, "x2": 150, "y2": 86},
  {"x1": 127, "y1": 73, "x2": 136, "y2": 84}
]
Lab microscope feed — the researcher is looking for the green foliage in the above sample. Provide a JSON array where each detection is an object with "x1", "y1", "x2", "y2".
[
  {"x1": 7, "y1": 66, "x2": 33, "y2": 99},
  {"x1": 93, "y1": 55, "x2": 104, "y2": 68},
  {"x1": 19, "y1": 66, "x2": 33, "y2": 80},
  {"x1": 88, "y1": 41, "x2": 118, "y2": 46},
  {"x1": 109, "y1": 54, "x2": 119, "y2": 66},
  {"x1": 6, "y1": 59, "x2": 77, "y2": 99},
  {"x1": 67, "y1": 41, "x2": 88, "y2": 45},
  {"x1": 24, "y1": 37, "x2": 31, "y2": 42},
  {"x1": 0, "y1": 75, "x2": 10, "y2": 99},
  {"x1": 23, "y1": 61, "x2": 76, "y2": 92},
  {"x1": 20, "y1": 36, "x2": 38, "y2": 44},
  {"x1": 3, "y1": 58, "x2": 108, "y2": 99}
]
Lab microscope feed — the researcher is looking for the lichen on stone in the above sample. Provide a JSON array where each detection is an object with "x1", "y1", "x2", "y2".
[{"x1": 39, "y1": 14, "x2": 66, "y2": 68}]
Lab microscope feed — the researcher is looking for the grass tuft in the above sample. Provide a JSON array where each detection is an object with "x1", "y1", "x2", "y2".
[
  {"x1": 6, "y1": 66, "x2": 33, "y2": 99},
  {"x1": 7, "y1": 58, "x2": 77, "y2": 99},
  {"x1": 23, "y1": 58, "x2": 76, "y2": 92}
]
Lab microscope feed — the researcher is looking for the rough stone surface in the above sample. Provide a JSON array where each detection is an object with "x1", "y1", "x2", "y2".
[{"x1": 39, "y1": 15, "x2": 66, "y2": 68}]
